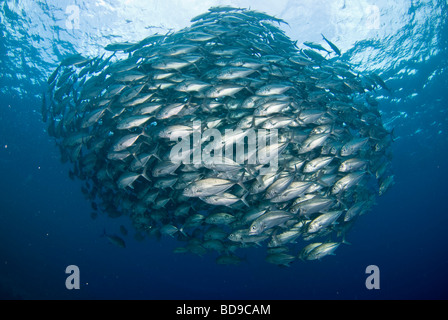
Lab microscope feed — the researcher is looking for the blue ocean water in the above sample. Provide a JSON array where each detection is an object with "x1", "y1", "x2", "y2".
[{"x1": 0, "y1": 0, "x2": 447, "y2": 300}]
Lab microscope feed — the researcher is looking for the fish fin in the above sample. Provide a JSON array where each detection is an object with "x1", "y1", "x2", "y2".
[
  {"x1": 189, "y1": 202, "x2": 198, "y2": 212},
  {"x1": 245, "y1": 164, "x2": 259, "y2": 181},
  {"x1": 152, "y1": 191, "x2": 160, "y2": 204},
  {"x1": 287, "y1": 128, "x2": 296, "y2": 147},
  {"x1": 290, "y1": 100, "x2": 301, "y2": 111},
  {"x1": 131, "y1": 152, "x2": 142, "y2": 166},
  {"x1": 241, "y1": 192, "x2": 250, "y2": 208},
  {"x1": 390, "y1": 128, "x2": 397, "y2": 142},
  {"x1": 291, "y1": 162, "x2": 300, "y2": 177},
  {"x1": 141, "y1": 126, "x2": 155, "y2": 140},
  {"x1": 152, "y1": 153, "x2": 162, "y2": 161},
  {"x1": 147, "y1": 143, "x2": 161, "y2": 161},
  {"x1": 105, "y1": 106, "x2": 114, "y2": 115},
  {"x1": 295, "y1": 110, "x2": 304, "y2": 126},
  {"x1": 236, "y1": 171, "x2": 248, "y2": 192},
  {"x1": 244, "y1": 86, "x2": 254, "y2": 95},
  {"x1": 366, "y1": 167, "x2": 374, "y2": 176},
  {"x1": 178, "y1": 226, "x2": 188, "y2": 238},
  {"x1": 201, "y1": 100, "x2": 213, "y2": 113}
]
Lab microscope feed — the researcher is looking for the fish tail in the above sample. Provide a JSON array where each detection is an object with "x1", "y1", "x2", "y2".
[
  {"x1": 244, "y1": 86, "x2": 254, "y2": 95},
  {"x1": 141, "y1": 166, "x2": 152, "y2": 182},
  {"x1": 236, "y1": 171, "x2": 248, "y2": 192},
  {"x1": 341, "y1": 236, "x2": 352, "y2": 245},
  {"x1": 241, "y1": 192, "x2": 250, "y2": 208},
  {"x1": 390, "y1": 128, "x2": 397, "y2": 142},
  {"x1": 179, "y1": 226, "x2": 188, "y2": 238}
]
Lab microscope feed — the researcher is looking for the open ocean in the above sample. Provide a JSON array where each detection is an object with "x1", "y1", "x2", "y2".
[{"x1": 0, "y1": 0, "x2": 447, "y2": 300}]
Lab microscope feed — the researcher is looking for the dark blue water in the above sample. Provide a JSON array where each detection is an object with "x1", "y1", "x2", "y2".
[{"x1": 1, "y1": 0, "x2": 447, "y2": 300}]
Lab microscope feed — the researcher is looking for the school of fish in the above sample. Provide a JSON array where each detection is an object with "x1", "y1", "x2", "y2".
[{"x1": 42, "y1": 6, "x2": 394, "y2": 266}]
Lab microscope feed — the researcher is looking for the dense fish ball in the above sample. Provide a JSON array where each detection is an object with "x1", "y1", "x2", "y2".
[{"x1": 43, "y1": 6, "x2": 394, "y2": 266}]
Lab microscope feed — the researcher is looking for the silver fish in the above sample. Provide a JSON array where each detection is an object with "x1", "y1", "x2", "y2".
[
  {"x1": 182, "y1": 178, "x2": 235, "y2": 197},
  {"x1": 303, "y1": 156, "x2": 334, "y2": 173},
  {"x1": 305, "y1": 242, "x2": 340, "y2": 260},
  {"x1": 298, "y1": 133, "x2": 330, "y2": 154},
  {"x1": 308, "y1": 210, "x2": 343, "y2": 233},
  {"x1": 340, "y1": 137, "x2": 369, "y2": 157},
  {"x1": 116, "y1": 115, "x2": 152, "y2": 130},
  {"x1": 256, "y1": 83, "x2": 293, "y2": 96},
  {"x1": 332, "y1": 171, "x2": 366, "y2": 195},
  {"x1": 265, "y1": 253, "x2": 296, "y2": 266},
  {"x1": 205, "y1": 212, "x2": 236, "y2": 225}
]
